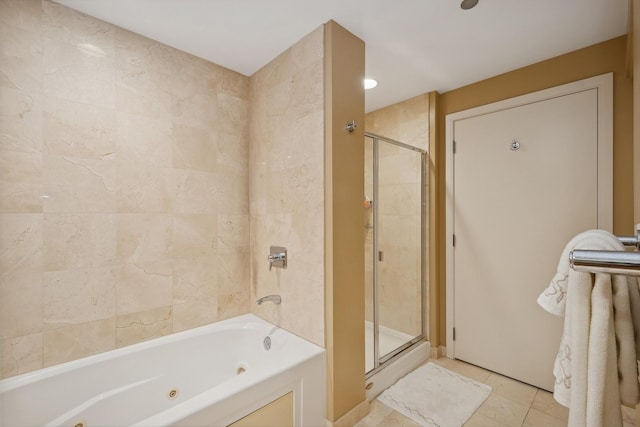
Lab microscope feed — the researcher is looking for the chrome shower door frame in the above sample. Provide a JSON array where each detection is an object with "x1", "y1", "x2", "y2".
[{"x1": 365, "y1": 132, "x2": 428, "y2": 378}]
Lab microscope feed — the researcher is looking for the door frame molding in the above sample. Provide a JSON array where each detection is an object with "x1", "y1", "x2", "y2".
[{"x1": 444, "y1": 73, "x2": 613, "y2": 358}]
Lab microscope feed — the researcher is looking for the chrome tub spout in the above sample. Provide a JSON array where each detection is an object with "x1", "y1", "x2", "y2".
[{"x1": 256, "y1": 295, "x2": 282, "y2": 305}]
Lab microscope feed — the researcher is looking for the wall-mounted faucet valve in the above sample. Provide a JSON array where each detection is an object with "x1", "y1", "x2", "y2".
[{"x1": 268, "y1": 246, "x2": 287, "y2": 271}]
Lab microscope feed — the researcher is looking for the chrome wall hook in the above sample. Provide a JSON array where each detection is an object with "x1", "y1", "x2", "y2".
[
  {"x1": 346, "y1": 120, "x2": 357, "y2": 133},
  {"x1": 510, "y1": 140, "x2": 521, "y2": 151}
]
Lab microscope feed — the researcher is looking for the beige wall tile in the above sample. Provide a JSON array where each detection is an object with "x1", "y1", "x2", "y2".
[
  {"x1": 365, "y1": 94, "x2": 429, "y2": 151},
  {"x1": 217, "y1": 291, "x2": 250, "y2": 320},
  {"x1": 0, "y1": 21, "x2": 42, "y2": 93},
  {"x1": 115, "y1": 112, "x2": 172, "y2": 167},
  {"x1": 217, "y1": 251, "x2": 250, "y2": 296},
  {"x1": 116, "y1": 306, "x2": 172, "y2": 347},
  {"x1": 43, "y1": 267, "x2": 117, "y2": 330},
  {"x1": 116, "y1": 263, "x2": 172, "y2": 316},
  {"x1": 217, "y1": 93, "x2": 248, "y2": 136},
  {"x1": 0, "y1": 0, "x2": 42, "y2": 33},
  {"x1": 171, "y1": 214, "x2": 217, "y2": 258},
  {"x1": 218, "y1": 131, "x2": 248, "y2": 172},
  {"x1": 217, "y1": 163, "x2": 248, "y2": 215},
  {"x1": 222, "y1": 68, "x2": 250, "y2": 99},
  {"x1": 116, "y1": 162, "x2": 175, "y2": 213},
  {"x1": 173, "y1": 298, "x2": 218, "y2": 332},
  {"x1": 1, "y1": 271, "x2": 43, "y2": 340},
  {"x1": 0, "y1": 87, "x2": 43, "y2": 154},
  {"x1": 43, "y1": 155, "x2": 116, "y2": 213},
  {"x1": 0, "y1": 213, "x2": 43, "y2": 277},
  {"x1": 0, "y1": 148, "x2": 43, "y2": 213},
  {"x1": 173, "y1": 170, "x2": 218, "y2": 214},
  {"x1": 115, "y1": 28, "x2": 175, "y2": 76},
  {"x1": 171, "y1": 50, "x2": 222, "y2": 97},
  {"x1": 115, "y1": 29, "x2": 173, "y2": 120},
  {"x1": 115, "y1": 68, "x2": 172, "y2": 120},
  {"x1": 249, "y1": 25, "x2": 325, "y2": 347},
  {"x1": 218, "y1": 215, "x2": 249, "y2": 253},
  {"x1": 1, "y1": 333, "x2": 43, "y2": 379},
  {"x1": 171, "y1": 86, "x2": 218, "y2": 130},
  {"x1": 0, "y1": 0, "x2": 252, "y2": 378},
  {"x1": 43, "y1": 96, "x2": 116, "y2": 159},
  {"x1": 43, "y1": 213, "x2": 117, "y2": 271},
  {"x1": 43, "y1": 36, "x2": 115, "y2": 109},
  {"x1": 42, "y1": 0, "x2": 115, "y2": 50},
  {"x1": 43, "y1": 317, "x2": 115, "y2": 367},
  {"x1": 173, "y1": 123, "x2": 217, "y2": 173},
  {"x1": 117, "y1": 213, "x2": 172, "y2": 264},
  {"x1": 173, "y1": 256, "x2": 217, "y2": 304}
]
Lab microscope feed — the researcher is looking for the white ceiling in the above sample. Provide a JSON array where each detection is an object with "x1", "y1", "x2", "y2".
[{"x1": 55, "y1": 0, "x2": 629, "y2": 112}]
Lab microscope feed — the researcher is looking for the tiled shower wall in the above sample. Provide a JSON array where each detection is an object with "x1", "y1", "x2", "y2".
[
  {"x1": 0, "y1": 0, "x2": 250, "y2": 378},
  {"x1": 249, "y1": 26, "x2": 325, "y2": 347}
]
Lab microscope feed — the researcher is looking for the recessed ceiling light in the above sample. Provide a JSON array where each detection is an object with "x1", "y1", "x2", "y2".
[{"x1": 364, "y1": 78, "x2": 378, "y2": 90}]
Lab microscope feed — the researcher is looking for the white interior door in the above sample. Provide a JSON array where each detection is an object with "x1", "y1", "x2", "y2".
[{"x1": 450, "y1": 81, "x2": 611, "y2": 391}]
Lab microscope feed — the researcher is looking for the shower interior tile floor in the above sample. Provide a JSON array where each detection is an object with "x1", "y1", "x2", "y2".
[
  {"x1": 355, "y1": 357, "x2": 638, "y2": 427},
  {"x1": 365, "y1": 321, "x2": 414, "y2": 372}
]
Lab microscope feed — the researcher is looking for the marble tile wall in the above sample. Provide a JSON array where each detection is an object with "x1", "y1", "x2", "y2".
[
  {"x1": 364, "y1": 94, "x2": 429, "y2": 336},
  {"x1": 365, "y1": 94, "x2": 430, "y2": 151},
  {"x1": 0, "y1": 0, "x2": 250, "y2": 378},
  {"x1": 248, "y1": 26, "x2": 325, "y2": 347}
]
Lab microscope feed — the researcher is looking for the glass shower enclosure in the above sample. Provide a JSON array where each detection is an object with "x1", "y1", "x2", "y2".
[{"x1": 364, "y1": 132, "x2": 428, "y2": 376}]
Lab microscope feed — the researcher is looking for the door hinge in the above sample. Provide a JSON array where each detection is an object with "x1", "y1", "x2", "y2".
[
  {"x1": 453, "y1": 140, "x2": 456, "y2": 154},
  {"x1": 453, "y1": 234, "x2": 456, "y2": 247},
  {"x1": 453, "y1": 327, "x2": 456, "y2": 341}
]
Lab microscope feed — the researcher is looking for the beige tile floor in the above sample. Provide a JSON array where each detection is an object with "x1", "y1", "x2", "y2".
[{"x1": 355, "y1": 357, "x2": 637, "y2": 427}]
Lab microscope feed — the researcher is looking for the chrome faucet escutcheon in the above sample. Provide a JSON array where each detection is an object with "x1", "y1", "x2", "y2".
[{"x1": 268, "y1": 246, "x2": 287, "y2": 271}]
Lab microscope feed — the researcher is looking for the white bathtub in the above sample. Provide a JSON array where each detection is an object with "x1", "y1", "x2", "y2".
[{"x1": 0, "y1": 314, "x2": 326, "y2": 427}]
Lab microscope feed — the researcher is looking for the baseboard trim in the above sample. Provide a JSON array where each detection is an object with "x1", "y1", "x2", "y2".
[
  {"x1": 430, "y1": 345, "x2": 446, "y2": 358},
  {"x1": 326, "y1": 399, "x2": 370, "y2": 427}
]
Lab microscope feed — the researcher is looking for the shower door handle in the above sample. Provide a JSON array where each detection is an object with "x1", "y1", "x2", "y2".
[{"x1": 378, "y1": 251, "x2": 384, "y2": 262}]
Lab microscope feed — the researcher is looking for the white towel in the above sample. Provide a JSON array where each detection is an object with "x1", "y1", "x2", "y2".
[
  {"x1": 537, "y1": 229, "x2": 620, "y2": 316},
  {"x1": 537, "y1": 229, "x2": 640, "y2": 427}
]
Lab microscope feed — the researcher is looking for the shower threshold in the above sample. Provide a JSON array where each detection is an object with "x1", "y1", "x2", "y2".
[{"x1": 364, "y1": 321, "x2": 430, "y2": 400}]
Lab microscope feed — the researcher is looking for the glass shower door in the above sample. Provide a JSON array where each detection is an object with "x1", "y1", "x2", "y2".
[
  {"x1": 377, "y1": 140, "x2": 423, "y2": 361},
  {"x1": 364, "y1": 133, "x2": 425, "y2": 375}
]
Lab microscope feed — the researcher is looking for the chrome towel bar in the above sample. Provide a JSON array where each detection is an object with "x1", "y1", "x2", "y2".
[
  {"x1": 568, "y1": 225, "x2": 640, "y2": 276},
  {"x1": 570, "y1": 250, "x2": 640, "y2": 277}
]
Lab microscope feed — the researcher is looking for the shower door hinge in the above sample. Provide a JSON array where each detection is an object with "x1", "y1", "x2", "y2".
[{"x1": 453, "y1": 327, "x2": 456, "y2": 341}]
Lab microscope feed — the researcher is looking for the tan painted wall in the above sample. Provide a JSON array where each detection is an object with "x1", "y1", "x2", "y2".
[
  {"x1": 435, "y1": 36, "x2": 634, "y2": 345},
  {"x1": 634, "y1": 0, "x2": 640, "y2": 225},
  {"x1": 249, "y1": 26, "x2": 325, "y2": 347},
  {"x1": 0, "y1": 0, "x2": 251, "y2": 377},
  {"x1": 324, "y1": 20, "x2": 366, "y2": 422}
]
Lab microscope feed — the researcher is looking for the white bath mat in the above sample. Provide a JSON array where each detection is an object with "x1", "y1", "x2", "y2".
[{"x1": 377, "y1": 362, "x2": 491, "y2": 427}]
